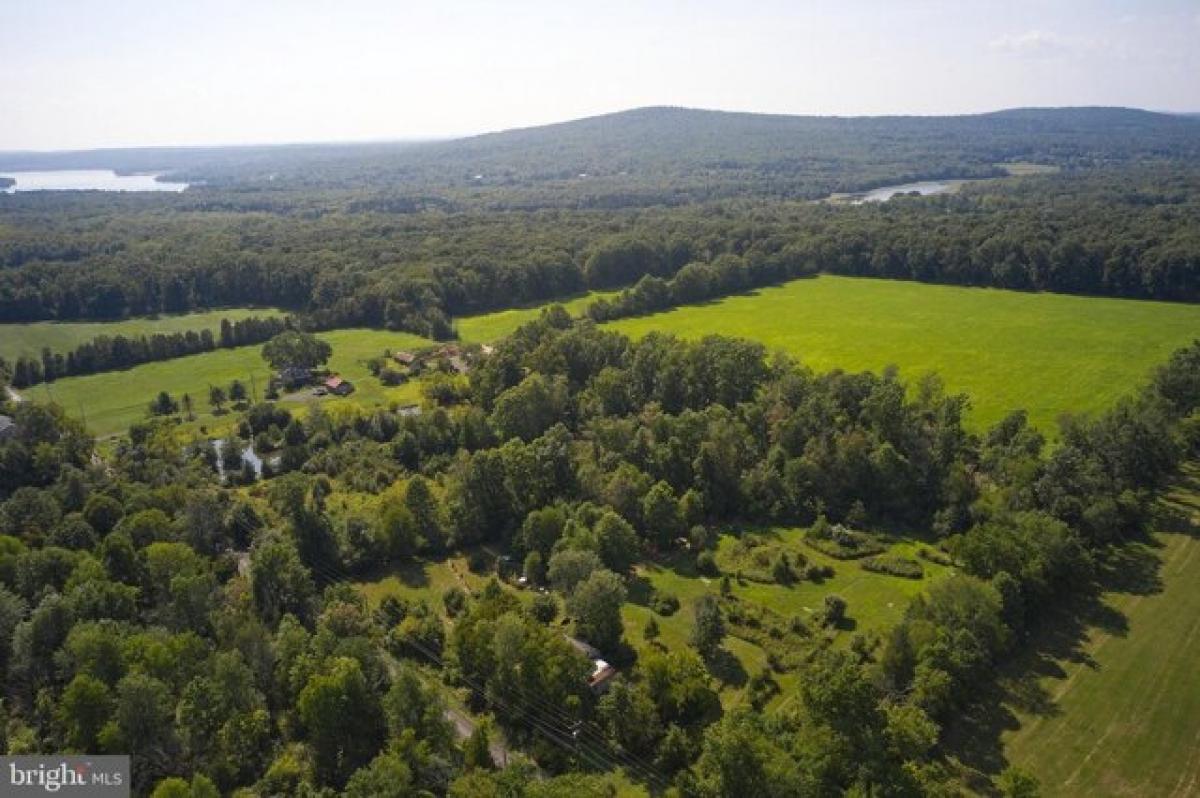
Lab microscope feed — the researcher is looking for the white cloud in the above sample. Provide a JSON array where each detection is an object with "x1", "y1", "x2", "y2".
[{"x1": 988, "y1": 29, "x2": 1074, "y2": 57}]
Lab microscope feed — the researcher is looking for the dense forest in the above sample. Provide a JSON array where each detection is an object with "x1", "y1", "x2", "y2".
[
  {"x1": 1, "y1": 164, "x2": 1199, "y2": 336},
  {"x1": 3, "y1": 108, "x2": 1199, "y2": 336},
  {"x1": 0, "y1": 312, "x2": 1197, "y2": 795}
]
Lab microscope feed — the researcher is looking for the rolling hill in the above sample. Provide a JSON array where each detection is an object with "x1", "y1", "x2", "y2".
[{"x1": 4, "y1": 106, "x2": 1198, "y2": 206}]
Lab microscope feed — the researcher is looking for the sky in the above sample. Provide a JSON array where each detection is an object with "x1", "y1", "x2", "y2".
[{"x1": 2, "y1": 0, "x2": 1199, "y2": 151}]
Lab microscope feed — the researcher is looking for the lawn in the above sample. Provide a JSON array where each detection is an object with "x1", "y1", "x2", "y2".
[
  {"x1": 603, "y1": 275, "x2": 1200, "y2": 433},
  {"x1": 20, "y1": 327, "x2": 431, "y2": 437},
  {"x1": 0, "y1": 307, "x2": 285, "y2": 362},
  {"x1": 993, "y1": 465, "x2": 1200, "y2": 796},
  {"x1": 626, "y1": 526, "x2": 953, "y2": 709}
]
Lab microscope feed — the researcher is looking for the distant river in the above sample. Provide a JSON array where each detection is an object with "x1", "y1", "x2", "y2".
[{"x1": 0, "y1": 169, "x2": 188, "y2": 193}]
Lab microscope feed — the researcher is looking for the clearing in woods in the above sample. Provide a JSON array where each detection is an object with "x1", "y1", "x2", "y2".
[
  {"x1": 602, "y1": 275, "x2": 1200, "y2": 433},
  {"x1": 19, "y1": 328, "x2": 432, "y2": 437}
]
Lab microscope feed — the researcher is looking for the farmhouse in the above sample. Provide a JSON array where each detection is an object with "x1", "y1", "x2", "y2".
[
  {"x1": 565, "y1": 636, "x2": 618, "y2": 693},
  {"x1": 393, "y1": 351, "x2": 418, "y2": 367},
  {"x1": 324, "y1": 376, "x2": 354, "y2": 396}
]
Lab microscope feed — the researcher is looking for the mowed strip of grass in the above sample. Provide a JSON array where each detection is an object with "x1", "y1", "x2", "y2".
[
  {"x1": 23, "y1": 328, "x2": 431, "y2": 437},
  {"x1": 999, "y1": 467, "x2": 1200, "y2": 797},
  {"x1": 603, "y1": 275, "x2": 1200, "y2": 433},
  {"x1": 0, "y1": 307, "x2": 286, "y2": 361}
]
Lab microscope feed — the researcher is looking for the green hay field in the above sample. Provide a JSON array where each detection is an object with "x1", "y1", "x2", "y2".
[
  {"x1": 18, "y1": 327, "x2": 431, "y2": 437},
  {"x1": 993, "y1": 466, "x2": 1200, "y2": 797},
  {"x1": 603, "y1": 276, "x2": 1200, "y2": 432},
  {"x1": 0, "y1": 307, "x2": 286, "y2": 362}
]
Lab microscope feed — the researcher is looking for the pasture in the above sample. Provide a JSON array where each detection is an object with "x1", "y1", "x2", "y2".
[
  {"x1": 19, "y1": 327, "x2": 431, "y2": 437},
  {"x1": 992, "y1": 466, "x2": 1200, "y2": 796},
  {"x1": 0, "y1": 307, "x2": 285, "y2": 362},
  {"x1": 603, "y1": 275, "x2": 1200, "y2": 433}
]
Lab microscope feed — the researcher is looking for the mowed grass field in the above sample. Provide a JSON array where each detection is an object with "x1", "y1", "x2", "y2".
[
  {"x1": 997, "y1": 466, "x2": 1200, "y2": 797},
  {"x1": 601, "y1": 276, "x2": 1200, "y2": 432},
  {"x1": 0, "y1": 307, "x2": 285, "y2": 362},
  {"x1": 19, "y1": 327, "x2": 431, "y2": 437}
]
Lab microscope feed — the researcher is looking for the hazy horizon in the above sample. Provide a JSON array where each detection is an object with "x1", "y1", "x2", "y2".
[{"x1": 4, "y1": 0, "x2": 1199, "y2": 151}]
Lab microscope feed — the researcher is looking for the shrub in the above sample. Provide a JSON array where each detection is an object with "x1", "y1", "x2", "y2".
[
  {"x1": 804, "y1": 525, "x2": 887, "y2": 559},
  {"x1": 442, "y1": 586, "x2": 468, "y2": 617},
  {"x1": 861, "y1": 554, "x2": 924, "y2": 579},
  {"x1": 804, "y1": 564, "x2": 834, "y2": 581},
  {"x1": 467, "y1": 549, "x2": 491, "y2": 574},
  {"x1": 917, "y1": 546, "x2": 955, "y2": 566},
  {"x1": 651, "y1": 592, "x2": 680, "y2": 616},
  {"x1": 821, "y1": 594, "x2": 847, "y2": 627},
  {"x1": 695, "y1": 551, "x2": 719, "y2": 576},
  {"x1": 529, "y1": 592, "x2": 558, "y2": 624}
]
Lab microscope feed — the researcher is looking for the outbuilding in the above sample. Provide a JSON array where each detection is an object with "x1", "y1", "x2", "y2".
[{"x1": 324, "y1": 376, "x2": 354, "y2": 396}]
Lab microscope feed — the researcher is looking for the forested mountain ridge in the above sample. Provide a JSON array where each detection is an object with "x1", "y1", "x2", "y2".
[{"x1": 4, "y1": 106, "x2": 1199, "y2": 205}]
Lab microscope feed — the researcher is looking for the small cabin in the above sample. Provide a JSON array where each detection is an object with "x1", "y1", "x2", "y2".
[
  {"x1": 393, "y1": 351, "x2": 418, "y2": 367},
  {"x1": 324, "y1": 376, "x2": 354, "y2": 396}
]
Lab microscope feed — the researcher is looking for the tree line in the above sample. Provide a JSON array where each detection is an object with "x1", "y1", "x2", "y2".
[
  {"x1": 2, "y1": 166, "x2": 1198, "y2": 340},
  {"x1": 7, "y1": 315, "x2": 289, "y2": 389}
]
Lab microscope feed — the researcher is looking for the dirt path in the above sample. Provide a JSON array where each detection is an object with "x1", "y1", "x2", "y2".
[{"x1": 444, "y1": 707, "x2": 513, "y2": 767}]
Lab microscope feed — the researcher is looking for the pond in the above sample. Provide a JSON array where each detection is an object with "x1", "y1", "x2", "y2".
[
  {"x1": 210, "y1": 439, "x2": 277, "y2": 479},
  {"x1": 0, "y1": 169, "x2": 188, "y2": 193}
]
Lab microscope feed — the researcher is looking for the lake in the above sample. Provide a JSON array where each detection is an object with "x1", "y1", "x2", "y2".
[{"x1": 0, "y1": 169, "x2": 188, "y2": 193}]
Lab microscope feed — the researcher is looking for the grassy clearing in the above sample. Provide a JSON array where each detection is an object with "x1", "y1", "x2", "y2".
[
  {"x1": 357, "y1": 554, "x2": 492, "y2": 611},
  {"x1": 454, "y1": 290, "x2": 616, "y2": 343},
  {"x1": 992, "y1": 466, "x2": 1200, "y2": 797},
  {"x1": 604, "y1": 275, "x2": 1200, "y2": 433},
  {"x1": 0, "y1": 307, "x2": 285, "y2": 361},
  {"x1": 22, "y1": 327, "x2": 431, "y2": 437},
  {"x1": 626, "y1": 528, "x2": 952, "y2": 705},
  {"x1": 355, "y1": 525, "x2": 953, "y2": 712}
]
